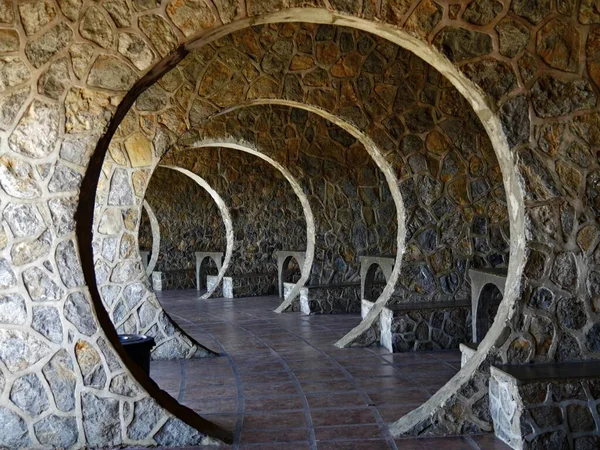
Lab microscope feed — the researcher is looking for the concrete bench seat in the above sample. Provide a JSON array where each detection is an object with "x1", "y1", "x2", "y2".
[
  {"x1": 490, "y1": 362, "x2": 600, "y2": 450},
  {"x1": 207, "y1": 273, "x2": 277, "y2": 298},
  {"x1": 284, "y1": 281, "x2": 361, "y2": 315},
  {"x1": 380, "y1": 299, "x2": 472, "y2": 352}
]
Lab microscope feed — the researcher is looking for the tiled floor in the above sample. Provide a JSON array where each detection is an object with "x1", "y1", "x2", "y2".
[{"x1": 149, "y1": 290, "x2": 510, "y2": 449}]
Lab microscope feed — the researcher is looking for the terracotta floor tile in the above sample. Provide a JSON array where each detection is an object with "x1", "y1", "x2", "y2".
[
  {"x1": 314, "y1": 424, "x2": 384, "y2": 440},
  {"x1": 394, "y1": 436, "x2": 474, "y2": 450},
  {"x1": 310, "y1": 408, "x2": 379, "y2": 426},
  {"x1": 148, "y1": 292, "x2": 495, "y2": 449},
  {"x1": 240, "y1": 428, "x2": 310, "y2": 444},
  {"x1": 241, "y1": 411, "x2": 307, "y2": 430}
]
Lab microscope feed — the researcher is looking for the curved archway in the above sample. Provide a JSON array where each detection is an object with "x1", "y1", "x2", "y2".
[
  {"x1": 78, "y1": 8, "x2": 525, "y2": 443},
  {"x1": 1, "y1": 0, "x2": 558, "y2": 445},
  {"x1": 171, "y1": 13, "x2": 525, "y2": 435},
  {"x1": 186, "y1": 100, "x2": 405, "y2": 341},
  {"x1": 142, "y1": 200, "x2": 161, "y2": 276},
  {"x1": 158, "y1": 165, "x2": 234, "y2": 300},
  {"x1": 184, "y1": 141, "x2": 317, "y2": 310},
  {"x1": 196, "y1": 254, "x2": 223, "y2": 291}
]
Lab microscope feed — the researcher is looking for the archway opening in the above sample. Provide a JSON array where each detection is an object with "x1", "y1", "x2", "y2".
[
  {"x1": 81, "y1": 8, "x2": 518, "y2": 444},
  {"x1": 198, "y1": 257, "x2": 219, "y2": 291}
]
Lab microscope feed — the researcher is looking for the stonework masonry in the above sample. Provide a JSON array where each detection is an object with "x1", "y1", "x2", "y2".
[{"x1": 0, "y1": 0, "x2": 598, "y2": 446}]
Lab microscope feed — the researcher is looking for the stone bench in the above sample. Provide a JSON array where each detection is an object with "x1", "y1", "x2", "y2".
[
  {"x1": 490, "y1": 362, "x2": 600, "y2": 450},
  {"x1": 207, "y1": 273, "x2": 276, "y2": 298},
  {"x1": 151, "y1": 269, "x2": 195, "y2": 291},
  {"x1": 195, "y1": 251, "x2": 224, "y2": 290},
  {"x1": 380, "y1": 300, "x2": 472, "y2": 352},
  {"x1": 284, "y1": 281, "x2": 361, "y2": 315},
  {"x1": 275, "y1": 251, "x2": 305, "y2": 298}
]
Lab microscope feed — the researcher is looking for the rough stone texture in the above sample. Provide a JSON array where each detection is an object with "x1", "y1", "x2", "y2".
[
  {"x1": 297, "y1": 284, "x2": 362, "y2": 314},
  {"x1": 490, "y1": 368, "x2": 600, "y2": 449},
  {"x1": 383, "y1": 303, "x2": 472, "y2": 352},
  {"x1": 24, "y1": 23, "x2": 72, "y2": 69},
  {"x1": 81, "y1": 392, "x2": 121, "y2": 447},
  {"x1": 9, "y1": 100, "x2": 60, "y2": 159},
  {"x1": 0, "y1": 0, "x2": 599, "y2": 446},
  {"x1": 0, "y1": 293, "x2": 27, "y2": 324},
  {"x1": 0, "y1": 407, "x2": 29, "y2": 447},
  {"x1": 10, "y1": 373, "x2": 49, "y2": 417},
  {"x1": 0, "y1": 329, "x2": 51, "y2": 372},
  {"x1": 87, "y1": 55, "x2": 136, "y2": 91},
  {"x1": 537, "y1": 19, "x2": 580, "y2": 73},
  {"x1": 34, "y1": 414, "x2": 78, "y2": 448}
]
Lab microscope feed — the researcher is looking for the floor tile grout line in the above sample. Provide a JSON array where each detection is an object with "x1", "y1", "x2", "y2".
[
  {"x1": 213, "y1": 318, "x2": 319, "y2": 450},
  {"x1": 465, "y1": 434, "x2": 482, "y2": 449},
  {"x1": 171, "y1": 312, "x2": 246, "y2": 449},
  {"x1": 272, "y1": 325, "x2": 399, "y2": 450}
]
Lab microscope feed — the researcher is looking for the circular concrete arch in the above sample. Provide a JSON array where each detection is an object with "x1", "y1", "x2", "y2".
[
  {"x1": 187, "y1": 101, "x2": 407, "y2": 339},
  {"x1": 156, "y1": 165, "x2": 234, "y2": 300},
  {"x1": 181, "y1": 142, "x2": 317, "y2": 309},
  {"x1": 174, "y1": 12, "x2": 525, "y2": 435},
  {"x1": 142, "y1": 200, "x2": 161, "y2": 276},
  {"x1": 77, "y1": 8, "x2": 526, "y2": 441}
]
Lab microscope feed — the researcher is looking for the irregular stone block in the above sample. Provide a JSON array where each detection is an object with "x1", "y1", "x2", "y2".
[
  {"x1": 9, "y1": 100, "x2": 60, "y2": 159},
  {"x1": 81, "y1": 392, "x2": 121, "y2": 447},
  {"x1": 10, "y1": 373, "x2": 49, "y2": 416},
  {"x1": 34, "y1": 414, "x2": 78, "y2": 448},
  {"x1": 0, "y1": 407, "x2": 29, "y2": 447},
  {"x1": 0, "y1": 293, "x2": 27, "y2": 325},
  {"x1": 0, "y1": 329, "x2": 50, "y2": 372}
]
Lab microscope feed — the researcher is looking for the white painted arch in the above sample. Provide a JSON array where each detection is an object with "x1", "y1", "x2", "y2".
[
  {"x1": 196, "y1": 101, "x2": 407, "y2": 339},
  {"x1": 170, "y1": 144, "x2": 317, "y2": 306},
  {"x1": 142, "y1": 200, "x2": 161, "y2": 276},
  {"x1": 157, "y1": 165, "x2": 234, "y2": 300}
]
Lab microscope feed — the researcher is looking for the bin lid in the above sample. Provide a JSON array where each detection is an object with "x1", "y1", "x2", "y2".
[{"x1": 118, "y1": 334, "x2": 153, "y2": 345}]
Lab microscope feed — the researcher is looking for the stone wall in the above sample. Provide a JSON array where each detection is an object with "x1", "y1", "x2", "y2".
[
  {"x1": 490, "y1": 367, "x2": 600, "y2": 449},
  {"x1": 185, "y1": 21, "x2": 511, "y2": 305},
  {"x1": 142, "y1": 150, "x2": 306, "y2": 289},
  {"x1": 1, "y1": 0, "x2": 599, "y2": 445},
  {"x1": 161, "y1": 108, "x2": 395, "y2": 287}
]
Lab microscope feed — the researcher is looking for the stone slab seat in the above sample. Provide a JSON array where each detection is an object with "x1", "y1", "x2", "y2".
[
  {"x1": 490, "y1": 362, "x2": 600, "y2": 450},
  {"x1": 207, "y1": 272, "x2": 277, "y2": 298},
  {"x1": 380, "y1": 299, "x2": 472, "y2": 353},
  {"x1": 283, "y1": 281, "x2": 361, "y2": 315}
]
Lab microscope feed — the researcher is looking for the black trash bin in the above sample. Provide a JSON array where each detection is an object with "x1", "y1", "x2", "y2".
[{"x1": 118, "y1": 334, "x2": 155, "y2": 375}]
